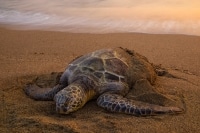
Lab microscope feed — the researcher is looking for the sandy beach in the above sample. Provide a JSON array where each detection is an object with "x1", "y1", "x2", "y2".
[{"x1": 0, "y1": 27, "x2": 200, "y2": 133}]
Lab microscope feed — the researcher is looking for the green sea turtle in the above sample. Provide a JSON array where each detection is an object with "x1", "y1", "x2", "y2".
[{"x1": 25, "y1": 47, "x2": 184, "y2": 116}]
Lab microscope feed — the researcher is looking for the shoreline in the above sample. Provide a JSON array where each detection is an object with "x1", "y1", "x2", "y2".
[{"x1": 1, "y1": 24, "x2": 200, "y2": 37}]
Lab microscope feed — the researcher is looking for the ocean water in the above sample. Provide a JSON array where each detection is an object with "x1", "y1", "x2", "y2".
[{"x1": 0, "y1": 0, "x2": 200, "y2": 36}]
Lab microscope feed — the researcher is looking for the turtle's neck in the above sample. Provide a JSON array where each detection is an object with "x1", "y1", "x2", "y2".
[
  {"x1": 72, "y1": 80, "x2": 97, "y2": 101},
  {"x1": 70, "y1": 75, "x2": 99, "y2": 100}
]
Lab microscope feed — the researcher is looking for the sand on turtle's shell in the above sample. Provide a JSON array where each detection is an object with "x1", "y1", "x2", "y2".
[{"x1": 0, "y1": 27, "x2": 200, "y2": 133}]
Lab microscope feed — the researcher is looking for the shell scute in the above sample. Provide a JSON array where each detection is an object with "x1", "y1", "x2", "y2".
[
  {"x1": 104, "y1": 72, "x2": 120, "y2": 82},
  {"x1": 104, "y1": 58, "x2": 128, "y2": 75},
  {"x1": 93, "y1": 49, "x2": 113, "y2": 58},
  {"x1": 94, "y1": 72, "x2": 103, "y2": 78},
  {"x1": 81, "y1": 57, "x2": 104, "y2": 71},
  {"x1": 70, "y1": 54, "x2": 90, "y2": 65},
  {"x1": 81, "y1": 67, "x2": 95, "y2": 73},
  {"x1": 98, "y1": 51, "x2": 115, "y2": 59}
]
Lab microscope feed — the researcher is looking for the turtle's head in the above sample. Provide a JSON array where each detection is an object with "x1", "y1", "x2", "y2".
[{"x1": 54, "y1": 85, "x2": 86, "y2": 114}]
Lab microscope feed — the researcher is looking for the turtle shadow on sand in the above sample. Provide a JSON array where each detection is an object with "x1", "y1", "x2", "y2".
[{"x1": 24, "y1": 47, "x2": 185, "y2": 116}]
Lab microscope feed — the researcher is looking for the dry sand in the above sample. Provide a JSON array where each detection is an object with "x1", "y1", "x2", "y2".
[{"x1": 0, "y1": 27, "x2": 200, "y2": 133}]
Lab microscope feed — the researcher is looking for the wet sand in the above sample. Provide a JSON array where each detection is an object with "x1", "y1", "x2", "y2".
[{"x1": 0, "y1": 27, "x2": 200, "y2": 133}]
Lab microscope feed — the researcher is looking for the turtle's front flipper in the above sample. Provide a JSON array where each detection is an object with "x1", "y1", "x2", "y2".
[
  {"x1": 97, "y1": 93, "x2": 184, "y2": 116},
  {"x1": 24, "y1": 84, "x2": 65, "y2": 101}
]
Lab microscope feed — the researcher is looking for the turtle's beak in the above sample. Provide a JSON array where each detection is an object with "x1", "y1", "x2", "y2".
[{"x1": 56, "y1": 103, "x2": 70, "y2": 114}]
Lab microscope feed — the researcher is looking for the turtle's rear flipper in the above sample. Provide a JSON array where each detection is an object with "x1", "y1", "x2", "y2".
[
  {"x1": 97, "y1": 93, "x2": 184, "y2": 116},
  {"x1": 24, "y1": 84, "x2": 65, "y2": 101}
]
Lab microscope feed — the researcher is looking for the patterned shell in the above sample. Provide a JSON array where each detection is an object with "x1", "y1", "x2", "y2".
[{"x1": 66, "y1": 49, "x2": 129, "y2": 83}]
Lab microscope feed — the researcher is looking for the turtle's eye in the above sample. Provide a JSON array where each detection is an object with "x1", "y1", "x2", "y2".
[
  {"x1": 72, "y1": 104, "x2": 76, "y2": 108},
  {"x1": 64, "y1": 102, "x2": 68, "y2": 107}
]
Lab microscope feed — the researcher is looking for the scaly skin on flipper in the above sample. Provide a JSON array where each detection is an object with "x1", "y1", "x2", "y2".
[
  {"x1": 25, "y1": 47, "x2": 184, "y2": 116},
  {"x1": 25, "y1": 84, "x2": 66, "y2": 101},
  {"x1": 97, "y1": 93, "x2": 183, "y2": 116},
  {"x1": 24, "y1": 71, "x2": 67, "y2": 100}
]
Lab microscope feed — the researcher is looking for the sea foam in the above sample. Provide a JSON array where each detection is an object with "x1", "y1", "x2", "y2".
[{"x1": 0, "y1": 0, "x2": 200, "y2": 36}]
